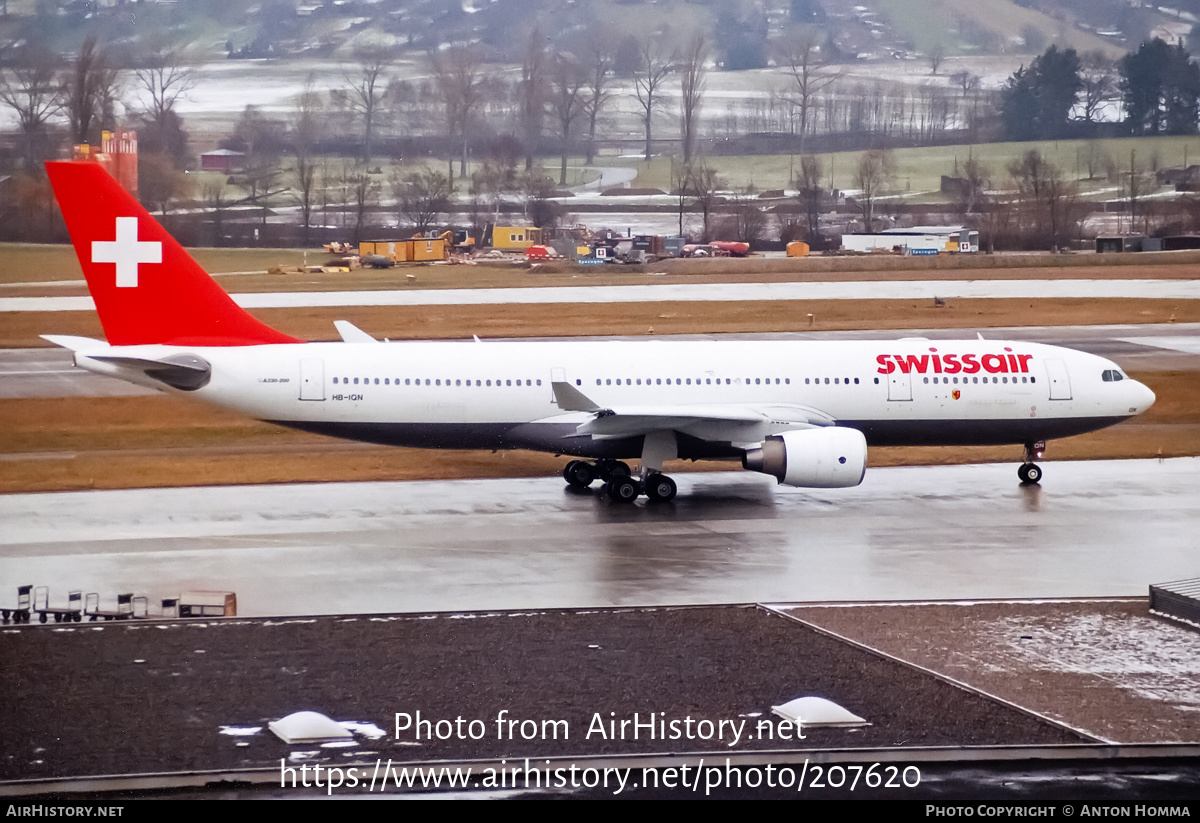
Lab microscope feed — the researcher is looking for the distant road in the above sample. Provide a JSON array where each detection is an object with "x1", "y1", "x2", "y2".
[
  {"x1": 5, "y1": 279, "x2": 1200, "y2": 312},
  {"x1": 570, "y1": 163, "x2": 639, "y2": 192}
]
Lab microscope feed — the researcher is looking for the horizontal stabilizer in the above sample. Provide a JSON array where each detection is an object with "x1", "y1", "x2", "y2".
[
  {"x1": 88, "y1": 353, "x2": 212, "y2": 391},
  {"x1": 41, "y1": 334, "x2": 106, "y2": 351}
]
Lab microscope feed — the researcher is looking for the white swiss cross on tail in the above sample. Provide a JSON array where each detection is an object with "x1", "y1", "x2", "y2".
[{"x1": 92, "y1": 217, "x2": 162, "y2": 288}]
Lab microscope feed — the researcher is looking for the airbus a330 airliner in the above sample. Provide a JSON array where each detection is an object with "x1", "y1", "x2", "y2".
[{"x1": 43, "y1": 161, "x2": 1155, "y2": 502}]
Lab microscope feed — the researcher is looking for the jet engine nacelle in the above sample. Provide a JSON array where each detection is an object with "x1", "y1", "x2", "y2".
[{"x1": 743, "y1": 427, "x2": 868, "y2": 488}]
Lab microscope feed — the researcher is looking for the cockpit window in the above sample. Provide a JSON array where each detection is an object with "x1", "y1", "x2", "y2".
[{"x1": 1101, "y1": 369, "x2": 1124, "y2": 382}]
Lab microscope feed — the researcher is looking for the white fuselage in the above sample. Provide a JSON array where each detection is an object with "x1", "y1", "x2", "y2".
[{"x1": 71, "y1": 337, "x2": 1155, "y2": 462}]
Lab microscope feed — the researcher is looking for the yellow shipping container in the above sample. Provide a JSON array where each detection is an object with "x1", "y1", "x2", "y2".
[
  {"x1": 492, "y1": 226, "x2": 542, "y2": 251},
  {"x1": 359, "y1": 241, "x2": 401, "y2": 261},
  {"x1": 407, "y1": 238, "x2": 446, "y2": 261},
  {"x1": 359, "y1": 239, "x2": 448, "y2": 262}
]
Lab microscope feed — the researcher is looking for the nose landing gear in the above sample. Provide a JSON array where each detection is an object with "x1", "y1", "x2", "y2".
[{"x1": 1019, "y1": 441, "x2": 1045, "y2": 485}]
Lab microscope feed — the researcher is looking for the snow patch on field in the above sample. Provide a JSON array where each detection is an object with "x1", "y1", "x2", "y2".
[{"x1": 990, "y1": 613, "x2": 1200, "y2": 707}]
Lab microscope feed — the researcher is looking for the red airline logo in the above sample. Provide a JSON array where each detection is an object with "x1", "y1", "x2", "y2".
[{"x1": 876, "y1": 347, "x2": 1033, "y2": 375}]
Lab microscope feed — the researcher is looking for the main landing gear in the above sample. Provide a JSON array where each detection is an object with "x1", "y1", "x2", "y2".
[
  {"x1": 1018, "y1": 440, "x2": 1045, "y2": 485},
  {"x1": 562, "y1": 460, "x2": 678, "y2": 503}
]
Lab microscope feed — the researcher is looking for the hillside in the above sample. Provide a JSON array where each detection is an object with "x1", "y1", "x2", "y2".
[{"x1": 872, "y1": 0, "x2": 1126, "y2": 58}]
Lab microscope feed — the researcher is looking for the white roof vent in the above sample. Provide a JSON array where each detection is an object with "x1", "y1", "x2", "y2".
[
  {"x1": 771, "y1": 696, "x2": 868, "y2": 728},
  {"x1": 268, "y1": 711, "x2": 355, "y2": 744}
]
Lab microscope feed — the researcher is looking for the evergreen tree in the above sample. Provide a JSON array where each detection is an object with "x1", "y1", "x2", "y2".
[
  {"x1": 1000, "y1": 46, "x2": 1082, "y2": 141},
  {"x1": 1120, "y1": 38, "x2": 1200, "y2": 135},
  {"x1": 715, "y1": 8, "x2": 769, "y2": 71}
]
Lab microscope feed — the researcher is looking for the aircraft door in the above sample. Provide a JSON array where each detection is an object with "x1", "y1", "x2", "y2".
[
  {"x1": 1045, "y1": 358, "x2": 1072, "y2": 400},
  {"x1": 888, "y1": 370, "x2": 912, "y2": 401},
  {"x1": 299, "y1": 358, "x2": 325, "y2": 401}
]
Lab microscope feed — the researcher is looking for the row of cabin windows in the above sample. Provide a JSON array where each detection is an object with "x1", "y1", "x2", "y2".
[
  {"x1": 331, "y1": 375, "x2": 1043, "y2": 389},
  {"x1": 334, "y1": 377, "x2": 543, "y2": 387},
  {"x1": 922, "y1": 376, "x2": 1036, "y2": 385},
  {"x1": 331, "y1": 376, "x2": 865, "y2": 388},
  {"x1": 590, "y1": 377, "x2": 793, "y2": 386},
  {"x1": 582, "y1": 377, "x2": 862, "y2": 387}
]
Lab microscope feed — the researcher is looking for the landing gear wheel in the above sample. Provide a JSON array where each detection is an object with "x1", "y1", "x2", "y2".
[
  {"x1": 597, "y1": 460, "x2": 631, "y2": 482},
  {"x1": 644, "y1": 474, "x2": 677, "y2": 502},
  {"x1": 1018, "y1": 463, "x2": 1042, "y2": 484},
  {"x1": 606, "y1": 476, "x2": 640, "y2": 503},
  {"x1": 562, "y1": 460, "x2": 595, "y2": 488}
]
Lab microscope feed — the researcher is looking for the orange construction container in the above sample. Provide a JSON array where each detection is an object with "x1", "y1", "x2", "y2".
[
  {"x1": 786, "y1": 241, "x2": 810, "y2": 257},
  {"x1": 406, "y1": 238, "x2": 446, "y2": 261}
]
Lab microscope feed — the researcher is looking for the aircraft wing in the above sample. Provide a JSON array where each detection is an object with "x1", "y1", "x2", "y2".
[{"x1": 551, "y1": 381, "x2": 835, "y2": 444}]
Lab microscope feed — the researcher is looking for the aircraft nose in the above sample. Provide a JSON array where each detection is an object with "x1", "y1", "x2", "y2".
[{"x1": 1129, "y1": 379, "x2": 1155, "y2": 413}]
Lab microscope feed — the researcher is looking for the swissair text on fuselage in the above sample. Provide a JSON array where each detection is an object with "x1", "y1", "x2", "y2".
[{"x1": 876, "y1": 348, "x2": 1035, "y2": 376}]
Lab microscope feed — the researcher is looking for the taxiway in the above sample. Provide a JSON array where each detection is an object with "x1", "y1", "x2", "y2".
[
  {"x1": 1, "y1": 459, "x2": 1195, "y2": 617},
  {"x1": 4, "y1": 278, "x2": 1200, "y2": 313}
]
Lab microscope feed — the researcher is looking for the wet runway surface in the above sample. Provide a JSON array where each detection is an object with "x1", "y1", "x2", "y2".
[
  {"x1": 0, "y1": 348, "x2": 156, "y2": 398},
  {"x1": 2, "y1": 459, "x2": 1195, "y2": 617}
]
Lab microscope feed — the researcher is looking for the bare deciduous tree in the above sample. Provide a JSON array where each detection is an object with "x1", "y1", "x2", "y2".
[
  {"x1": 928, "y1": 44, "x2": 946, "y2": 75},
  {"x1": 523, "y1": 171, "x2": 562, "y2": 229},
  {"x1": 729, "y1": 186, "x2": 768, "y2": 243},
  {"x1": 960, "y1": 156, "x2": 989, "y2": 214},
  {"x1": 520, "y1": 29, "x2": 549, "y2": 172},
  {"x1": 291, "y1": 74, "x2": 323, "y2": 244},
  {"x1": 350, "y1": 172, "x2": 380, "y2": 243},
  {"x1": 431, "y1": 44, "x2": 486, "y2": 181},
  {"x1": 634, "y1": 35, "x2": 673, "y2": 161},
  {"x1": 1008, "y1": 150, "x2": 1078, "y2": 248},
  {"x1": 854, "y1": 148, "x2": 893, "y2": 233},
  {"x1": 951, "y1": 70, "x2": 979, "y2": 97},
  {"x1": 471, "y1": 157, "x2": 518, "y2": 219},
  {"x1": 776, "y1": 28, "x2": 839, "y2": 152},
  {"x1": 294, "y1": 155, "x2": 318, "y2": 244},
  {"x1": 232, "y1": 105, "x2": 285, "y2": 223},
  {"x1": 134, "y1": 40, "x2": 196, "y2": 133},
  {"x1": 202, "y1": 176, "x2": 231, "y2": 247},
  {"x1": 678, "y1": 30, "x2": 707, "y2": 165},
  {"x1": 393, "y1": 167, "x2": 453, "y2": 232},
  {"x1": 583, "y1": 39, "x2": 615, "y2": 165},
  {"x1": 1078, "y1": 51, "x2": 1118, "y2": 125},
  {"x1": 139, "y1": 151, "x2": 190, "y2": 216},
  {"x1": 671, "y1": 159, "x2": 693, "y2": 235},
  {"x1": 0, "y1": 45, "x2": 63, "y2": 171},
  {"x1": 683, "y1": 160, "x2": 723, "y2": 242},
  {"x1": 65, "y1": 36, "x2": 122, "y2": 145},
  {"x1": 549, "y1": 51, "x2": 587, "y2": 185},
  {"x1": 292, "y1": 73, "x2": 323, "y2": 156},
  {"x1": 345, "y1": 45, "x2": 393, "y2": 167},
  {"x1": 794, "y1": 153, "x2": 824, "y2": 246}
]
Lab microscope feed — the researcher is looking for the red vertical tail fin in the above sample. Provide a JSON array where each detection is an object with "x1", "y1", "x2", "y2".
[{"x1": 46, "y1": 161, "x2": 300, "y2": 346}]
